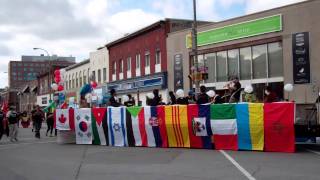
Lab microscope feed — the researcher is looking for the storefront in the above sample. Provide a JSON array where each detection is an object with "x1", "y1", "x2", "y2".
[
  {"x1": 167, "y1": 0, "x2": 320, "y2": 123},
  {"x1": 107, "y1": 72, "x2": 167, "y2": 106}
]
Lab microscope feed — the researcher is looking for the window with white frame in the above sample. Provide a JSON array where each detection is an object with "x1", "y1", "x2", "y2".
[
  {"x1": 127, "y1": 57, "x2": 131, "y2": 71},
  {"x1": 113, "y1": 61, "x2": 117, "y2": 74},
  {"x1": 136, "y1": 54, "x2": 140, "y2": 69},
  {"x1": 145, "y1": 52, "x2": 150, "y2": 67},
  {"x1": 155, "y1": 49, "x2": 161, "y2": 64},
  {"x1": 120, "y1": 59, "x2": 123, "y2": 73}
]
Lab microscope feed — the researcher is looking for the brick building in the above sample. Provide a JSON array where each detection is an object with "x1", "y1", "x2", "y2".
[{"x1": 106, "y1": 19, "x2": 208, "y2": 105}]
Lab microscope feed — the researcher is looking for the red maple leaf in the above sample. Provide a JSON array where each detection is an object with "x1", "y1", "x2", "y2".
[{"x1": 59, "y1": 114, "x2": 67, "y2": 124}]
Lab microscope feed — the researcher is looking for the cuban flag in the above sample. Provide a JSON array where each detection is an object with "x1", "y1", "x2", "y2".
[{"x1": 108, "y1": 107, "x2": 127, "y2": 147}]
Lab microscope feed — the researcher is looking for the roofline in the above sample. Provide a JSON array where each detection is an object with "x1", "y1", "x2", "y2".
[
  {"x1": 168, "y1": 0, "x2": 313, "y2": 35},
  {"x1": 65, "y1": 59, "x2": 90, "y2": 70}
]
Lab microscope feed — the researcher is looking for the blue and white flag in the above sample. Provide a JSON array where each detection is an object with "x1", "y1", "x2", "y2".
[{"x1": 108, "y1": 107, "x2": 127, "y2": 147}]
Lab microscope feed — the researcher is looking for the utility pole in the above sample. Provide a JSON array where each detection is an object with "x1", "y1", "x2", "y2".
[{"x1": 192, "y1": 0, "x2": 200, "y2": 94}]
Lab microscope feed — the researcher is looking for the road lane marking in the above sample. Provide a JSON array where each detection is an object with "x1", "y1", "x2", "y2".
[
  {"x1": 220, "y1": 150, "x2": 256, "y2": 180},
  {"x1": 305, "y1": 149, "x2": 320, "y2": 156}
]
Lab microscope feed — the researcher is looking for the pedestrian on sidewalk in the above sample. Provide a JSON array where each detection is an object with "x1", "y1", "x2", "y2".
[
  {"x1": 6, "y1": 106, "x2": 19, "y2": 142},
  {"x1": 32, "y1": 105, "x2": 44, "y2": 139},
  {"x1": 0, "y1": 109, "x2": 5, "y2": 140},
  {"x1": 46, "y1": 112, "x2": 54, "y2": 137}
]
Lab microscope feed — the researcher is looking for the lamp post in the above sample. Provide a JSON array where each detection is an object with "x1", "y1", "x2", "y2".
[
  {"x1": 33, "y1": 48, "x2": 52, "y2": 101},
  {"x1": 192, "y1": 0, "x2": 200, "y2": 94}
]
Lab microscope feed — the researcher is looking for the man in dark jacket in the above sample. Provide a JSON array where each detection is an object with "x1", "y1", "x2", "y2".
[
  {"x1": 32, "y1": 105, "x2": 44, "y2": 138},
  {"x1": 108, "y1": 89, "x2": 121, "y2": 107},
  {"x1": 6, "y1": 106, "x2": 19, "y2": 142},
  {"x1": 196, "y1": 86, "x2": 209, "y2": 104},
  {"x1": 150, "y1": 89, "x2": 162, "y2": 106}
]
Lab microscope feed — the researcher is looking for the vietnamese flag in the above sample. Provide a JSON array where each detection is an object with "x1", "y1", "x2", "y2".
[{"x1": 264, "y1": 103, "x2": 295, "y2": 153}]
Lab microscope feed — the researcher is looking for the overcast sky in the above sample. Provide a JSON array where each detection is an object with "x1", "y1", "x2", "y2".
[{"x1": 0, "y1": 0, "x2": 306, "y2": 88}]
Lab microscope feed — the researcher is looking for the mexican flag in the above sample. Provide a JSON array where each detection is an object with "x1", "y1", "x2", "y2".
[
  {"x1": 92, "y1": 108, "x2": 108, "y2": 145},
  {"x1": 74, "y1": 108, "x2": 93, "y2": 144},
  {"x1": 187, "y1": 104, "x2": 212, "y2": 149},
  {"x1": 211, "y1": 104, "x2": 238, "y2": 150}
]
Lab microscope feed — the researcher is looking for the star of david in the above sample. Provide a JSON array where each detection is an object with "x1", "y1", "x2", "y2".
[{"x1": 113, "y1": 123, "x2": 121, "y2": 132}]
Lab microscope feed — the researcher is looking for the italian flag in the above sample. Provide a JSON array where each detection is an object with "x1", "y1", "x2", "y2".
[{"x1": 210, "y1": 104, "x2": 238, "y2": 150}]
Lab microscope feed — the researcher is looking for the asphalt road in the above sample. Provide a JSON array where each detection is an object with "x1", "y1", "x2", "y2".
[{"x1": 1, "y1": 126, "x2": 320, "y2": 180}]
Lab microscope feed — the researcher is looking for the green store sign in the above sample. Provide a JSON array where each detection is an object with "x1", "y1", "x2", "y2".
[{"x1": 186, "y1": 14, "x2": 282, "y2": 48}]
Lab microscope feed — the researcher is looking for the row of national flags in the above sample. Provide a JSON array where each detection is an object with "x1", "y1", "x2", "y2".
[{"x1": 54, "y1": 103, "x2": 295, "y2": 152}]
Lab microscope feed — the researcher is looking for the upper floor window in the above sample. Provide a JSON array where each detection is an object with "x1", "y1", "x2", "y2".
[
  {"x1": 136, "y1": 54, "x2": 141, "y2": 69},
  {"x1": 98, "y1": 69, "x2": 101, "y2": 83},
  {"x1": 119, "y1": 59, "x2": 123, "y2": 73},
  {"x1": 155, "y1": 49, "x2": 161, "y2": 64},
  {"x1": 127, "y1": 57, "x2": 131, "y2": 71},
  {"x1": 145, "y1": 52, "x2": 150, "y2": 67},
  {"x1": 113, "y1": 61, "x2": 117, "y2": 74}
]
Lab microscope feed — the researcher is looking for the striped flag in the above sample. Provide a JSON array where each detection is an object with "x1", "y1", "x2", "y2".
[
  {"x1": 74, "y1": 108, "x2": 93, "y2": 144},
  {"x1": 126, "y1": 106, "x2": 144, "y2": 146},
  {"x1": 236, "y1": 103, "x2": 264, "y2": 151},
  {"x1": 108, "y1": 107, "x2": 127, "y2": 147},
  {"x1": 187, "y1": 104, "x2": 212, "y2": 149},
  {"x1": 211, "y1": 104, "x2": 238, "y2": 150},
  {"x1": 92, "y1": 108, "x2": 108, "y2": 145},
  {"x1": 165, "y1": 105, "x2": 190, "y2": 148},
  {"x1": 156, "y1": 106, "x2": 168, "y2": 148},
  {"x1": 54, "y1": 109, "x2": 74, "y2": 131},
  {"x1": 264, "y1": 103, "x2": 295, "y2": 152}
]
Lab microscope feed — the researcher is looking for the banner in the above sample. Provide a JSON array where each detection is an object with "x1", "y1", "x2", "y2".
[
  {"x1": 92, "y1": 108, "x2": 108, "y2": 145},
  {"x1": 165, "y1": 105, "x2": 190, "y2": 148},
  {"x1": 293, "y1": 32, "x2": 310, "y2": 84},
  {"x1": 54, "y1": 109, "x2": 74, "y2": 131},
  {"x1": 74, "y1": 108, "x2": 93, "y2": 144},
  {"x1": 264, "y1": 103, "x2": 295, "y2": 152},
  {"x1": 108, "y1": 107, "x2": 127, "y2": 147},
  {"x1": 236, "y1": 103, "x2": 264, "y2": 151},
  {"x1": 187, "y1": 104, "x2": 212, "y2": 149},
  {"x1": 211, "y1": 104, "x2": 238, "y2": 150}
]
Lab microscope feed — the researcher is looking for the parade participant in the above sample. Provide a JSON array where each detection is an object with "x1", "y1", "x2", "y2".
[
  {"x1": 0, "y1": 109, "x2": 4, "y2": 140},
  {"x1": 124, "y1": 94, "x2": 135, "y2": 107},
  {"x1": 264, "y1": 86, "x2": 278, "y2": 103},
  {"x1": 176, "y1": 89, "x2": 188, "y2": 105},
  {"x1": 150, "y1": 89, "x2": 162, "y2": 106},
  {"x1": 46, "y1": 112, "x2": 54, "y2": 137},
  {"x1": 168, "y1": 91, "x2": 176, "y2": 105},
  {"x1": 108, "y1": 89, "x2": 121, "y2": 107},
  {"x1": 6, "y1": 106, "x2": 19, "y2": 142},
  {"x1": 20, "y1": 111, "x2": 30, "y2": 128},
  {"x1": 187, "y1": 90, "x2": 196, "y2": 104},
  {"x1": 244, "y1": 85, "x2": 257, "y2": 103},
  {"x1": 196, "y1": 85, "x2": 209, "y2": 104},
  {"x1": 32, "y1": 105, "x2": 44, "y2": 138},
  {"x1": 228, "y1": 77, "x2": 242, "y2": 103}
]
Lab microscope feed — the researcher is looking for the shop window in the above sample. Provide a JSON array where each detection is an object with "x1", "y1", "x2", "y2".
[
  {"x1": 252, "y1": 44, "x2": 267, "y2": 79},
  {"x1": 268, "y1": 42, "x2": 283, "y2": 78},
  {"x1": 127, "y1": 57, "x2": 131, "y2": 71},
  {"x1": 240, "y1": 47, "x2": 252, "y2": 80},
  {"x1": 103, "y1": 68, "x2": 106, "y2": 82},
  {"x1": 98, "y1": 69, "x2": 101, "y2": 83},
  {"x1": 136, "y1": 54, "x2": 141, "y2": 69},
  {"x1": 204, "y1": 53, "x2": 216, "y2": 83},
  {"x1": 216, "y1": 51, "x2": 227, "y2": 82},
  {"x1": 228, "y1": 49, "x2": 239, "y2": 79}
]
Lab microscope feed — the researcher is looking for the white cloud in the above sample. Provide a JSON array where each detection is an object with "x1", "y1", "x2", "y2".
[
  {"x1": 218, "y1": 0, "x2": 245, "y2": 9},
  {"x1": 197, "y1": 0, "x2": 220, "y2": 20},
  {"x1": 245, "y1": 0, "x2": 307, "y2": 14}
]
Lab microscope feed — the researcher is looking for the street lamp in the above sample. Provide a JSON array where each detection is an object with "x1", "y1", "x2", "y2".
[
  {"x1": 192, "y1": 0, "x2": 200, "y2": 94},
  {"x1": 33, "y1": 47, "x2": 52, "y2": 101}
]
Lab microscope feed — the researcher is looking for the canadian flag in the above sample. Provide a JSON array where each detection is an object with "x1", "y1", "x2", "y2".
[{"x1": 54, "y1": 109, "x2": 75, "y2": 130}]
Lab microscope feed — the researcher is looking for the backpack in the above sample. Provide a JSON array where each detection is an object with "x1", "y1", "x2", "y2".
[{"x1": 8, "y1": 111, "x2": 18, "y2": 124}]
